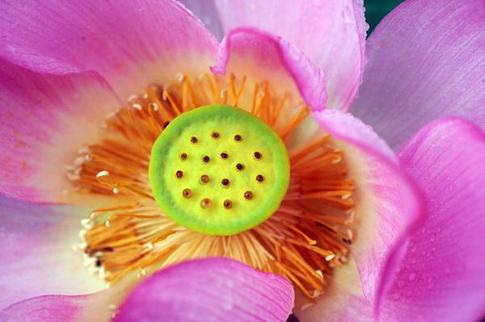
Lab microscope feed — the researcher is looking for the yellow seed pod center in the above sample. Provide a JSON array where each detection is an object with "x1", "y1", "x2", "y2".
[{"x1": 149, "y1": 105, "x2": 290, "y2": 236}]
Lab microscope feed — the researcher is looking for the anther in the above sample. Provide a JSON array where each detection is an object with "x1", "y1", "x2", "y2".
[
  {"x1": 180, "y1": 153, "x2": 188, "y2": 160},
  {"x1": 254, "y1": 151, "x2": 262, "y2": 159},
  {"x1": 221, "y1": 178, "x2": 230, "y2": 187},
  {"x1": 182, "y1": 188, "x2": 192, "y2": 198},
  {"x1": 256, "y1": 174, "x2": 264, "y2": 182},
  {"x1": 200, "y1": 174, "x2": 210, "y2": 184},
  {"x1": 211, "y1": 132, "x2": 220, "y2": 139},
  {"x1": 220, "y1": 152, "x2": 229, "y2": 159},
  {"x1": 223, "y1": 199, "x2": 233, "y2": 209},
  {"x1": 175, "y1": 170, "x2": 184, "y2": 178},
  {"x1": 201, "y1": 198, "x2": 212, "y2": 208},
  {"x1": 234, "y1": 134, "x2": 242, "y2": 142},
  {"x1": 236, "y1": 163, "x2": 245, "y2": 171},
  {"x1": 191, "y1": 136, "x2": 198, "y2": 143},
  {"x1": 244, "y1": 191, "x2": 254, "y2": 200},
  {"x1": 202, "y1": 156, "x2": 210, "y2": 163}
]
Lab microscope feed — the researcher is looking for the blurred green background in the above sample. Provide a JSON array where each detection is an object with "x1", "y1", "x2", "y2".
[{"x1": 365, "y1": 0, "x2": 404, "y2": 34}]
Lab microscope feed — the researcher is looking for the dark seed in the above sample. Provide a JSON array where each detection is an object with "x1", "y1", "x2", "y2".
[
  {"x1": 211, "y1": 132, "x2": 220, "y2": 138},
  {"x1": 220, "y1": 152, "x2": 229, "y2": 159},
  {"x1": 223, "y1": 199, "x2": 233, "y2": 209},
  {"x1": 202, "y1": 156, "x2": 210, "y2": 163},
  {"x1": 176, "y1": 170, "x2": 184, "y2": 178},
  {"x1": 234, "y1": 134, "x2": 242, "y2": 141},
  {"x1": 163, "y1": 121, "x2": 170, "y2": 129},
  {"x1": 201, "y1": 198, "x2": 212, "y2": 208},
  {"x1": 244, "y1": 191, "x2": 254, "y2": 200},
  {"x1": 182, "y1": 188, "x2": 192, "y2": 198},
  {"x1": 180, "y1": 153, "x2": 188, "y2": 160},
  {"x1": 191, "y1": 136, "x2": 198, "y2": 143},
  {"x1": 221, "y1": 178, "x2": 230, "y2": 186},
  {"x1": 200, "y1": 174, "x2": 210, "y2": 184},
  {"x1": 256, "y1": 174, "x2": 264, "y2": 182},
  {"x1": 254, "y1": 151, "x2": 262, "y2": 159},
  {"x1": 236, "y1": 163, "x2": 244, "y2": 171}
]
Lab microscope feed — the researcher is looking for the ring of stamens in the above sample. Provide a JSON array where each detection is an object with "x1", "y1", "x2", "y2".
[{"x1": 69, "y1": 72, "x2": 356, "y2": 299}]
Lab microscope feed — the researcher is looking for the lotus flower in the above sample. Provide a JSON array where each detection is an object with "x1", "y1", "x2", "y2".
[{"x1": 1, "y1": 0, "x2": 484, "y2": 321}]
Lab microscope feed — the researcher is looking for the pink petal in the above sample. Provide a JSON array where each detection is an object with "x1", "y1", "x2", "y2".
[
  {"x1": 0, "y1": 295, "x2": 94, "y2": 322},
  {"x1": 212, "y1": 28, "x2": 327, "y2": 111},
  {"x1": 353, "y1": 0, "x2": 485, "y2": 149},
  {"x1": 296, "y1": 111, "x2": 423, "y2": 321},
  {"x1": 0, "y1": 195, "x2": 104, "y2": 310},
  {"x1": 0, "y1": 60, "x2": 119, "y2": 201},
  {"x1": 210, "y1": 0, "x2": 366, "y2": 111},
  {"x1": 379, "y1": 118, "x2": 485, "y2": 321},
  {"x1": 113, "y1": 258, "x2": 294, "y2": 322},
  {"x1": 0, "y1": 0, "x2": 217, "y2": 98}
]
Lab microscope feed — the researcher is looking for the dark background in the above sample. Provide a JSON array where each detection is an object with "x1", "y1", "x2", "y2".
[{"x1": 366, "y1": 0, "x2": 404, "y2": 34}]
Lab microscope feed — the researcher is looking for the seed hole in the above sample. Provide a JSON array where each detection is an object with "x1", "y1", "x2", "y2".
[
  {"x1": 202, "y1": 156, "x2": 210, "y2": 163},
  {"x1": 221, "y1": 178, "x2": 230, "y2": 187},
  {"x1": 182, "y1": 188, "x2": 192, "y2": 198},
  {"x1": 220, "y1": 152, "x2": 229, "y2": 159},
  {"x1": 191, "y1": 136, "x2": 198, "y2": 144},
  {"x1": 234, "y1": 134, "x2": 242, "y2": 142},
  {"x1": 200, "y1": 198, "x2": 212, "y2": 209},
  {"x1": 256, "y1": 174, "x2": 264, "y2": 182},
  {"x1": 223, "y1": 199, "x2": 233, "y2": 209},
  {"x1": 211, "y1": 131, "x2": 220, "y2": 139},
  {"x1": 244, "y1": 191, "x2": 254, "y2": 200},
  {"x1": 254, "y1": 151, "x2": 262, "y2": 159},
  {"x1": 200, "y1": 174, "x2": 210, "y2": 184},
  {"x1": 175, "y1": 170, "x2": 184, "y2": 178},
  {"x1": 180, "y1": 153, "x2": 188, "y2": 160},
  {"x1": 236, "y1": 163, "x2": 245, "y2": 171}
]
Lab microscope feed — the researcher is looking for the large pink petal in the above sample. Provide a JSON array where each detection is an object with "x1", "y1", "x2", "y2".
[
  {"x1": 0, "y1": 195, "x2": 105, "y2": 310},
  {"x1": 379, "y1": 118, "x2": 485, "y2": 321},
  {"x1": 212, "y1": 28, "x2": 327, "y2": 111},
  {"x1": 0, "y1": 60, "x2": 119, "y2": 201},
  {"x1": 0, "y1": 295, "x2": 94, "y2": 322},
  {"x1": 113, "y1": 258, "x2": 294, "y2": 322},
  {"x1": 353, "y1": 0, "x2": 485, "y2": 149},
  {"x1": 296, "y1": 111, "x2": 423, "y2": 321},
  {"x1": 0, "y1": 0, "x2": 217, "y2": 99},
  {"x1": 210, "y1": 0, "x2": 366, "y2": 111}
]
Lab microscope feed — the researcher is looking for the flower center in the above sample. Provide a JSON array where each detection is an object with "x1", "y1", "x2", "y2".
[
  {"x1": 69, "y1": 72, "x2": 356, "y2": 299},
  {"x1": 149, "y1": 105, "x2": 290, "y2": 235}
]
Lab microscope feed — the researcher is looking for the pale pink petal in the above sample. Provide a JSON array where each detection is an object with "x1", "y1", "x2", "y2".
[
  {"x1": 212, "y1": 0, "x2": 366, "y2": 111},
  {"x1": 0, "y1": 0, "x2": 217, "y2": 99},
  {"x1": 113, "y1": 258, "x2": 294, "y2": 322},
  {"x1": 353, "y1": 0, "x2": 485, "y2": 149},
  {"x1": 296, "y1": 111, "x2": 423, "y2": 321},
  {"x1": 212, "y1": 28, "x2": 327, "y2": 111},
  {"x1": 0, "y1": 195, "x2": 104, "y2": 310},
  {"x1": 379, "y1": 118, "x2": 485, "y2": 321},
  {"x1": 0, "y1": 295, "x2": 94, "y2": 322},
  {"x1": 0, "y1": 60, "x2": 119, "y2": 201}
]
